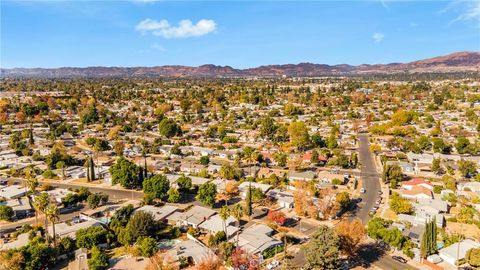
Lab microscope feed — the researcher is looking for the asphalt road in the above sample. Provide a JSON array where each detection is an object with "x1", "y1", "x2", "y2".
[
  {"x1": 356, "y1": 133, "x2": 382, "y2": 223},
  {"x1": 1, "y1": 180, "x2": 144, "y2": 233},
  {"x1": 37, "y1": 180, "x2": 145, "y2": 201},
  {"x1": 356, "y1": 133, "x2": 418, "y2": 270},
  {"x1": 0, "y1": 207, "x2": 85, "y2": 232}
]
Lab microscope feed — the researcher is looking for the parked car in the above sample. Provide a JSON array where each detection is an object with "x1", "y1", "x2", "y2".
[
  {"x1": 266, "y1": 260, "x2": 280, "y2": 269},
  {"x1": 360, "y1": 188, "x2": 366, "y2": 193},
  {"x1": 391, "y1": 256, "x2": 407, "y2": 263}
]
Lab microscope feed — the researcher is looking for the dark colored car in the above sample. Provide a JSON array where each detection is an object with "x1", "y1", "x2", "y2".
[{"x1": 391, "y1": 256, "x2": 407, "y2": 263}]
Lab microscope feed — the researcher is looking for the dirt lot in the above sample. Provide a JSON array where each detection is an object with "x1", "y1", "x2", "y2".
[{"x1": 446, "y1": 222, "x2": 480, "y2": 240}]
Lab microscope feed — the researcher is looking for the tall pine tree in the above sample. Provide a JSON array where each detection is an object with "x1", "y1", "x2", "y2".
[
  {"x1": 144, "y1": 158, "x2": 148, "y2": 178},
  {"x1": 245, "y1": 181, "x2": 252, "y2": 217},
  {"x1": 85, "y1": 158, "x2": 91, "y2": 182},
  {"x1": 90, "y1": 156, "x2": 95, "y2": 181},
  {"x1": 420, "y1": 218, "x2": 437, "y2": 258}
]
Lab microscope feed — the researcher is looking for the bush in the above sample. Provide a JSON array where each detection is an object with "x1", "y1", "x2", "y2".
[
  {"x1": 0, "y1": 205, "x2": 14, "y2": 220},
  {"x1": 433, "y1": 185, "x2": 443, "y2": 194},
  {"x1": 208, "y1": 231, "x2": 226, "y2": 247},
  {"x1": 137, "y1": 237, "x2": 158, "y2": 257},
  {"x1": 262, "y1": 245, "x2": 284, "y2": 259},
  {"x1": 42, "y1": 169, "x2": 56, "y2": 179},
  {"x1": 332, "y1": 178, "x2": 343, "y2": 185},
  {"x1": 76, "y1": 226, "x2": 107, "y2": 249}
]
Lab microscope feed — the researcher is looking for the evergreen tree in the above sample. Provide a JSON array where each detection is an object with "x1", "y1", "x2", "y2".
[
  {"x1": 29, "y1": 128, "x2": 34, "y2": 145},
  {"x1": 138, "y1": 166, "x2": 144, "y2": 184},
  {"x1": 420, "y1": 224, "x2": 428, "y2": 258},
  {"x1": 144, "y1": 158, "x2": 148, "y2": 178},
  {"x1": 90, "y1": 156, "x2": 95, "y2": 181},
  {"x1": 420, "y1": 218, "x2": 437, "y2": 258},
  {"x1": 245, "y1": 182, "x2": 252, "y2": 217},
  {"x1": 430, "y1": 217, "x2": 437, "y2": 254},
  {"x1": 85, "y1": 158, "x2": 91, "y2": 181}
]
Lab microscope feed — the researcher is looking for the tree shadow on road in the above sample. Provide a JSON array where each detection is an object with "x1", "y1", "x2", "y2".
[{"x1": 354, "y1": 241, "x2": 388, "y2": 268}]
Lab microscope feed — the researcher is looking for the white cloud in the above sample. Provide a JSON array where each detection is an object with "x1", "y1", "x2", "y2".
[
  {"x1": 372, "y1": 32, "x2": 385, "y2": 43},
  {"x1": 151, "y1": 44, "x2": 166, "y2": 51},
  {"x1": 380, "y1": 0, "x2": 390, "y2": 10},
  {"x1": 135, "y1": 19, "x2": 216, "y2": 38},
  {"x1": 410, "y1": 23, "x2": 418, "y2": 27},
  {"x1": 441, "y1": 0, "x2": 480, "y2": 27},
  {"x1": 455, "y1": 0, "x2": 480, "y2": 24}
]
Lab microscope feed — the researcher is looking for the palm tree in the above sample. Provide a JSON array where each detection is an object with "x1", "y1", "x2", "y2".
[
  {"x1": 219, "y1": 205, "x2": 230, "y2": 240},
  {"x1": 231, "y1": 203, "x2": 243, "y2": 247},
  {"x1": 45, "y1": 204, "x2": 59, "y2": 246},
  {"x1": 242, "y1": 146, "x2": 258, "y2": 171},
  {"x1": 25, "y1": 168, "x2": 39, "y2": 224},
  {"x1": 33, "y1": 192, "x2": 50, "y2": 239},
  {"x1": 242, "y1": 147, "x2": 257, "y2": 219},
  {"x1": 277, "y1": 227, "x2": 289, "y2": 261},
  {"x1": 24, "y1": 166, "x2": 38, "y2": 194},
  {"x1": 56, "y1": 161, "x2": 66, "y2": 179}
]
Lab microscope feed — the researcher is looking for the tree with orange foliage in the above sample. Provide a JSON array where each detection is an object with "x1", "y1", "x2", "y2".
[
  {"x1": 194, "y1": 255, "x2": 225, "y2": 270},
  {"x1": 146, "y1": 252, "x2": 178, "y2": 270},
  {"x1": 15, "y1": 111, "x2": 26, "y2": 123},
  {"x1": 231, "y1": 248, "x2": 259, "y2": 270},
  {"x1": 225, "y1": 181, "x2": 238, "y2": 196},
  {"x1": 293, "y1": 180, "x2": 315, "y2": 217},
  {"x1": 267, "y1": 210, "x2": 286, "y2": 225},
  {"x1": 0, "y1": 112, "x2": 7, "y2": 124},
  {"x1": 334, "y1": 218, "x2": 366, "y2": 257},
  {"x1": 365, "y1": 113, "x2": 374, "y2": 126}
]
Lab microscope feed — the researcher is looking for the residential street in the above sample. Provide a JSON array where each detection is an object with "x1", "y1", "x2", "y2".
[
  {"x1": 1, "y1": 180, "x2": 143, "y2": 233},
  {"x1": 356, "y1": 133, "x2": 381, "y2": 223},
  {"x1": 356, "y1": 133, "x2": 419, "y2": 270}
]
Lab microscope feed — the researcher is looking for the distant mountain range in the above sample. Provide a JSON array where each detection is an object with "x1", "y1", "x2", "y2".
[{"x1": 1, "y1": 51, "x2": 479, "y2": 78}]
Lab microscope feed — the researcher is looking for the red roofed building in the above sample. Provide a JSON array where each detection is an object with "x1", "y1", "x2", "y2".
[
  {"x1": 399, "y1": 186, "x2": 433, "y2": 200},
  {"x1": 302, "y1": 152, "x2": 328, "y2": 165},
  {"x1": 401, "y1": 178, "x2": 433, "y2": 191}
]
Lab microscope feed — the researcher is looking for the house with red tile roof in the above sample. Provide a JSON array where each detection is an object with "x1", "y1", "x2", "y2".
[
  {"x1": 399, "y1": 186, "x2": 433, "y2": 200},
  {"x1": 301, "y1": 152, "x2": 328, "y2": 165},
  {"x1": 401, "y1": 178, "x2": 433, "y2": 191}
]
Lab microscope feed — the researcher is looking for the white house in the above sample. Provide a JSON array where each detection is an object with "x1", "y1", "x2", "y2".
[
  {"x1": 438, "y1": 239, "x2": 480, "y2": 266},
  {"x1": 238, "y1": 182, "x2": 272, "y2": 199}
]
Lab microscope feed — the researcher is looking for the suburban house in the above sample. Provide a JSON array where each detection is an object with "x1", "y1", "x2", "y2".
[
  {"x1": 48, "y1": 218, "x2": 103, "y2": 239},
  {"x1": 317, "y1": 170, "x2": 346, "y2": 184},
  {"x1": 165, "y1": 238, "x2": 216, "y2": 267},
  {"x1": 398, "y1": 211, "x2": 444, "y2": 228},
  {"x1": 236, "y1": 224, "x2": 283, "y2": 255},
  {"x1": 238, "y1": 182, "x2": 272, "y2": 199},
  {"x1": 6, "y1": 197, "x2": 33, "y2": 219},
  {"x1": 174, "y1": 206, "x2": 216, "y2": 228},
  {"x1": 416, "y1": 198, "x2": 449, "y2": 214},
  {"x1": 438, "y1": 239, "x2": 480, "y2": 266},
  {"x1": 401, "y1": 178, "x2": 434, "y2": 190},
  {"x1": 399, "y1": 186, "x2": 433, "y2": 200},
  {"x1": 67, "y1": 248, "x2": 88, "y2": 270},
  {"x1": 198, "y1": 214, "x2": 239, "y2": 237},
  {"x1": 386, "y1": 160, "x2": 415, "y2": 174},
  {"x1": 266, "y1": 189, "x2": 294, "y2": 208},
  {"x1": 0, "y1": 185, "x2": 26, "y2": 199},
  {"x1": 135, "y1": 205, "x2": 179, "y2": 222},
  {"x1": 288, "y1": 171, "x2": 316, "y2": 181}
]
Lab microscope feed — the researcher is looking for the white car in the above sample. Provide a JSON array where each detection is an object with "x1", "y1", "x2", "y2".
[
  {"x1": 266, "y1": 260, "x2": 280, "y2": 269},
  {"x1": 360, "y1": 188, "x2": 366, "y2": 193}
]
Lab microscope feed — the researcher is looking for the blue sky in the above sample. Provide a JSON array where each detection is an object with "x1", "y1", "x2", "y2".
[{"x1": 1, "y1": 0, "x2": 479, "y2": 68}]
